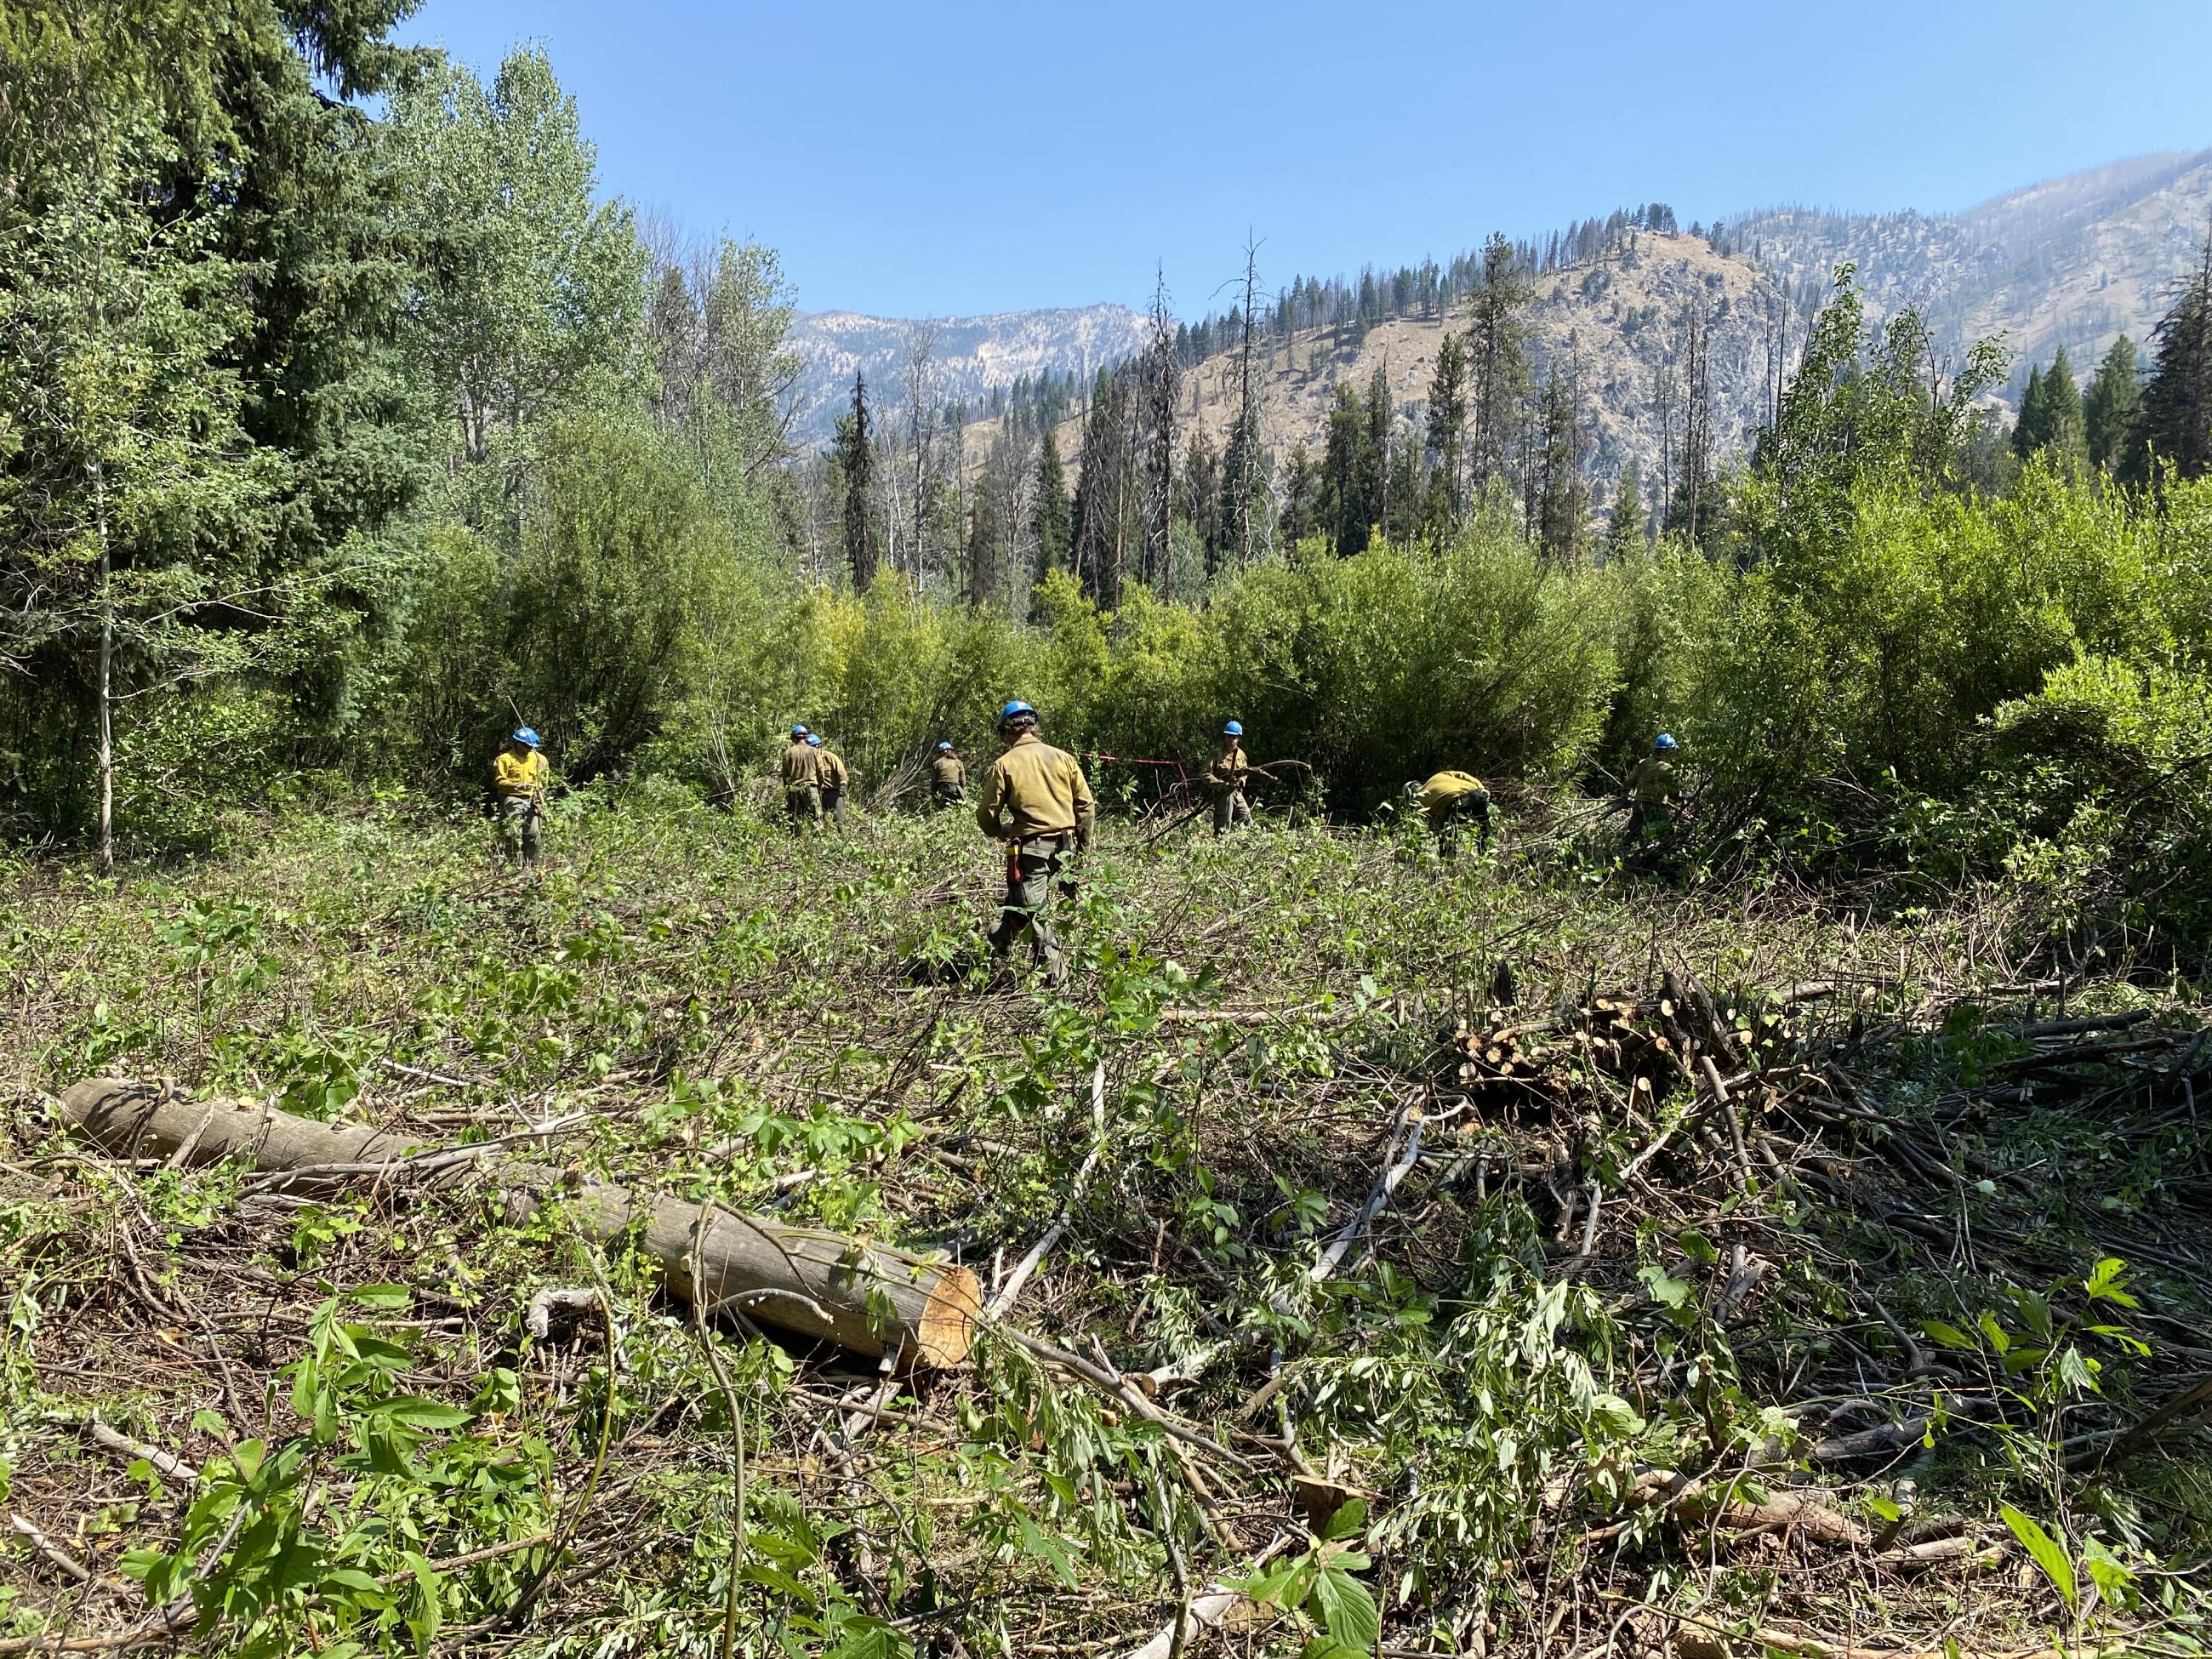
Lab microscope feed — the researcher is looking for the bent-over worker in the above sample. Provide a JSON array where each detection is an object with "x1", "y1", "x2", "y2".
[
  {"x1": 930, "y1": 742, "x2": 966, "y2": 809},
  {"x1": 975, "y1": 699, "x2": 1094, "y2": 989},
  {"x1": 1202, "y1": 720, "x2": 1253, "y2": 836},
  {"x1": 1412, "y1": 769, "x2": 1493, "y2": 860},
  {"x1": 493, "y1": 727, "x2": 550, "y2": 869}
]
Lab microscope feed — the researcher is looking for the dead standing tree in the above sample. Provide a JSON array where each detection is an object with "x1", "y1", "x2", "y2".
[
  {"x1": 904, "y1": 322, "x2": 938, "y2": 583},
  {"x1": 1220, "y1": 236, "x2": 1266, "y2": 571},
  {"x1": 1141, "y1": 266, "x2": 1179, "y2": 597}
]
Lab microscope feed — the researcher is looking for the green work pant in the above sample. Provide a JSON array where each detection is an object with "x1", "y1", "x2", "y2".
[
  {"x1": 499, "y1": 795, "x2": 542, "y2": 864},
  {"x1": 1429, "y1": 793, "x2": 1491, "y2": 861},
  {"x1": 1211, "y1": 788, "x2": 1251, "y2": 835},
  {"x1": 990, "y1": 836, "x2": 1072, "y2": 986},
  {"x1": 785, "y1": 785, "x2": 822, "y2": 830}
]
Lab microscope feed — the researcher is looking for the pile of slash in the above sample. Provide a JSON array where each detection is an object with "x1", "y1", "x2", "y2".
[{"x1": 1405, "y1": 964, "x2": 2212, "y2": 1654}]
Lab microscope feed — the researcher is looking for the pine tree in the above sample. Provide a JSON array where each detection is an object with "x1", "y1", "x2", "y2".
[
  {"x1": 1280, "y1": 444, "x2": 1320, "y2": 546},
  {"x1": 1604, "y1": 459, "x2": 1645, "y2": 559},
  {"x1": 1467, "y1": 233, "x2": 1532, "y2": 496},
  {"x1": 1535, "y1": 365, "x2": 1583, "y2": 560},
  {"x1": 1320, "y1": 383, "x2": 1365, "y2": 553},
  {"x1": 2083, "y1": 335, "x2": 2143, "y2": 473},
  {"x1": 2135, "y1": 230, "x2": 2212, "y2": 484},
  {"x1": 1033, "y1": 428, "x2": 1072, "y2": 583},
  {"x1": 964, "y1": 487, "x2": 996, "y2": 610},
  {"x1": 2013, "y1": 362, "x2": 2048, "y2": 459},
  {"x1": 1422, "y1": 332, "x2": 1469, "y2": 533},
  {"x1": 2042, "y1": 345, "x2": 2086, "y2": 465},
  {"x1": 1363, "y1": 366, "x2": 1393, "y2": 544},
  {"x1": 1071, "y1": 365, "x2": 1137, "y2": 606},
  {"x1": 836, "y1": 372, "x2": 877, "y2": 590}
]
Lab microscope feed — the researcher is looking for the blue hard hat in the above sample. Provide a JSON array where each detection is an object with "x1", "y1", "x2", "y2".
[
  {"x1": 513, "y1": 727, "x2": 540, "y2": 748},
  {"x1": 1655, "y1": 733, "x2": 1679, "y2": 752},
  {"x1": 791, "y1": 723, "x2": 808, "y2": 738},
  {"x1": 938, "y1": 741, "x2": 953, "y2": 751},
  {"x1": 1000, "y1": 699, "x2": 1036, "y2": 721},
  {"x1": 1223, "y1": 720, "x2": 1243, "y2": 737},
  {"x1": 806, "y1": 733, "x2": 823, "y2": 747}
]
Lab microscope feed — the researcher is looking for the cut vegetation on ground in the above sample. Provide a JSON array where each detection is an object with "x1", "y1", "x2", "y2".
[{"x1": 3, "y1": 799, "x2": 2208, "y2": 1657}]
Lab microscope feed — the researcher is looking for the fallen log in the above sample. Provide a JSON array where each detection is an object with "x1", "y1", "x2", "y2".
[{"x1": 58, "y1": 1078, "x2": 982, "y2": 1369}]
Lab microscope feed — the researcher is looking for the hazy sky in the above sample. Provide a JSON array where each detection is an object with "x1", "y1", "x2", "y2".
[{"x1": 396, "y1": 0, "x2": 2212, "y2": 321}]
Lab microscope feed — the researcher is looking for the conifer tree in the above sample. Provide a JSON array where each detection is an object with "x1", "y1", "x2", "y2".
[
  {"x1": 1604, "y1": 459, "x2": 1645, "y2": 559},
  {"x1": 1535, "y1": 365, "x2": 1583, "y2": 560},
  {"x1": 2135, "y1": 230, "x2": 2212, "y2": 483},
  {"x1": 1280, "y1": 443, "x2": 1320, "y2": 547},
  {"x1": 2042, "y1": 345, "x2": 2086, "y2": 465},
  {"x1": 836, "y1": 372, "x2": 877, "y2": 590},
  {"x1": 2084, "y1": 335, "x2": 2142, "y2": 473},
  {"x1": 1422, "y1": 333, "x2": 1469, "y2": 533},
  {"x1": 1363, "y1": 366, "x2": 1393, "y2": 543},
  {"x1": 2012, "y1": 362, "x2": 2048, "y2": 459},
  {"x1": 1467, "y1": 233, "x2": 1532, "y2": 496},
  {"x1": 1033, "y1": 427, "x2": 1072, "y2": 583},
  {"x1": 1320, "y1": 383, "x2": 1368, "y2": 553}
]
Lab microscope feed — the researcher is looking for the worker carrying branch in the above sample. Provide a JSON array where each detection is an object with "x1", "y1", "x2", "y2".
[
  {"x1": 930, "y1": 741, "x2": 966, "y2": 809},
  {"x1": 975, "y1": 699, "x2": 1094, "y2": 989},
  {"x1": 493, "y1": 727, "x2": 550, "y2": 869},
  {"x1": 1201, "y1": 720, "x2": 1252, "y2": 835},
  {"x1": 1410, "y1": 769, "x2": 1493, "y2": 859},
  {"x1": 781, "y1": 723, "x2": 824, "y2": 831}
]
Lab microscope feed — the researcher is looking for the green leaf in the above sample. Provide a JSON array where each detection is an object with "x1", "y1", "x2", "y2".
[
  {"x1": 1920, "y1": 1320, "x2": 1976, "y2": 1350},
  {"x1": 1639, "y1": 1264, "x2": 1690, "y2": 1309},
  {"x1": 1674, "y1": 1228, "x2": 1719, "y2": 1266},
  {"x1": 1999, "y1": 1503, "x2": 2076, "y2": 1611},
  {"x1": 2083, "y1": 1257, "x2": 2139, "y2": 1308},
  {"x1": 1308, "y1": 1561, "x2": 1379, "y2": 1654},
  {"x1": 1016, "y1": 1515, "x2": 1080, "y2": 1591},
  {"x1": 349, "y1": 1284, "x2": 411, "y2": 1310},
  {"x1": 1320, "y1": 1498, "x2": 1367, "y2": 1542},
  {"x1": 375, "y1": 1397, "x2": 472, "y2": 1431},
  {"x1": 2083, "y1": 1536, "x2": 2135, "y2": 1607},
  {"x1": 743, "y1": 1561, "x2": 813, "y2": 1601},
  {"x1": 1228, "y1": 1559, "x2": 1306, "y2": 1607}
]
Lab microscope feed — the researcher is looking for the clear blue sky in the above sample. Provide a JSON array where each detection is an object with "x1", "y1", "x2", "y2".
[{"x1": 396, "y1": 0, "x2": 2212, "y2": 321}]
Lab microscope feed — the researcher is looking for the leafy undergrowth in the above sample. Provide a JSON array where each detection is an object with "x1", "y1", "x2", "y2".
[{"x1": 1, "y1": 786, "x2": 2208, "y2": 1657}]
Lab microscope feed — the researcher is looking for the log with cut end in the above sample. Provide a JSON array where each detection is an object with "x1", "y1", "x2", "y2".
[{"x1": 58, "y1": 1078, "x2": 982, "y2": 1369}]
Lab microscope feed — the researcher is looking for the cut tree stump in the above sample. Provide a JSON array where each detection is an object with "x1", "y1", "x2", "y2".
[{"x1": 59, "y1": 1078, "x2": 982, "y2": 1369}]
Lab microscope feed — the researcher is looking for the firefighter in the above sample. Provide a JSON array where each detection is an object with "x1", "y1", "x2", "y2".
[
  {"x1": 1201, "y1": 721, "x2": 1253, "y2": 835},
  {"x1": 1410, "y1": 769, "x2": 1493, "y2": 860},
  {"x1": 1622, "y1": 733, "x2": 1680, "y2": 844},
  {"x1": 493, "y1": 727, "x2": 550, "y2": 868},
  {"x1": 929, "y1": 742, "x2": 966, "y2": 809},
  {"x1": 781, "y1": 724, "x2": 823, "y2": 830},
  {"x1": 974, "y1": 700, "x2": 1094, "y2": 988},
  {"x1": 810, "y1": 733, "x2": 851, "y2": 827}
]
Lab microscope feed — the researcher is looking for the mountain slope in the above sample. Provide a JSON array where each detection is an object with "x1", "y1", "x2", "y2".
[
  {"x1": 1736, "y1": 148, "x2": 2212, "y2": 387},
  {"x1": 787, "y1": 305, "x2": 1149, "y2": 440},
  {"x1": 958, "y1": 233, "x2": 1793, "y2": 509}
]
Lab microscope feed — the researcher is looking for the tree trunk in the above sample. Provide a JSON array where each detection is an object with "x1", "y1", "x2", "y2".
[
  {"x1": 60, "y1": 1078, "x2": 983, "y2": 1369},
  {"x1": 94, "y1": 459, "x2": 114, "y2": 875}
]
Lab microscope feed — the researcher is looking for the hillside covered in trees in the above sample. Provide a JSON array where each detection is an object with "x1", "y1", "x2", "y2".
[{"x1": 6, "y1": 8, "x2": 2212, "y2": 1659}]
